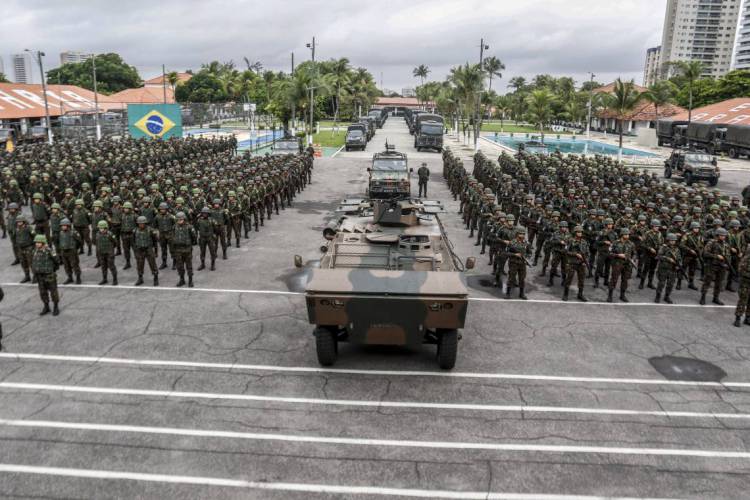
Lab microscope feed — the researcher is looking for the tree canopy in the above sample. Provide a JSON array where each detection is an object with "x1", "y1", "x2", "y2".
[{"x1": 46, "y1": 53, "x2": 141, "y2": 94}]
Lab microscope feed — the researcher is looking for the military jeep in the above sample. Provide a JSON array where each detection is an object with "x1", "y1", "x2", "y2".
[{"x1": 664, "y1": 150, "x2": 719, "y2": 187}]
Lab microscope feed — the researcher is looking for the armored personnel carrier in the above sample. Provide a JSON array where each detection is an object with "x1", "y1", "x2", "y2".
[{"x1": 295, "y1": 198, "x2": 474, "y2": 369}]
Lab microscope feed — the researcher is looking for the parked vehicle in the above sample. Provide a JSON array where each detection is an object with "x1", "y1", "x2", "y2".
[
  {"x1": 368, "y1": 144, "x2": 410, "y2": 199},
  {"x1": 358, "y1": 116, "x2": 376, "y2": 141},
  {"x1": 720, "y1": 124, "x2": 750, "y2": 159},
  {"x1": 656, "y1": 120, "x2": 689, "y2": 147},
  {"x1": 345, "y1": 124, "x2": 368, "y2": 151},
  {"x1": 686, "y1": 122, "x2": 726, "y2": 155},
  {"x1": 664, "y1": 150, "x2": 720, "y2": 187},
  {"x1": 414, "y1": 113, "x2": 444, "y2": 152}
]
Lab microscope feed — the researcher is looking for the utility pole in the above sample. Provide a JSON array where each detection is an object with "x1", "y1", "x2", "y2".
[
  {"x1": 306, "y1": 37, "x2": 316, "y2": 146},
  {"x1": 290, "y1": 52, "x2": 295, "y2": 135},
  {"x1": 162, "y1": 64, "x2": 167, "y2": 104},
  {"x1": 586, "y1": 72, "x2": 595, "y2": 142},
  {"x1": 92, "y1": 54, "x2": 101, "y2": 140},
  {"x1": 475, "y1": 38, "x2": 489, "y2": 151},
  {"x1": 26, "y1": 49, "x2": 53, "y2": 145}
]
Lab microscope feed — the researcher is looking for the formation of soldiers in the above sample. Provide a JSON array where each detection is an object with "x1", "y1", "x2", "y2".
[
  {"x1": 443, "y1": 147, "x2": 750, "y2": 327},
  {"x1": 1, "y1": 136, "x2": 314, "y2": 317}
]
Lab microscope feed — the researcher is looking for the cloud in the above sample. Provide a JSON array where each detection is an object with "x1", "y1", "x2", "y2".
[{"x1": 1, "y1": 0, "x2": 666, "y2": 90}]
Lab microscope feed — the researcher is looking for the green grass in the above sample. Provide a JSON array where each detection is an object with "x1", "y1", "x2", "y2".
[
  {"x1": 312, "y1": 130, "x2": 345, "y2": 148},
  {"x1": 480, "y1": 123, "x2": 567, "y2": 134}
]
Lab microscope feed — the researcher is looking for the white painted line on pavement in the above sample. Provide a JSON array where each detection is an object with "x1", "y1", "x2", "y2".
[
  {"x1": 0, "y1": 282, "x2": 735, "y2": 308},
  {"x1": 0, "y1": 418, "x2": 747, "y2": 462},
  {"x1": 2, "y1": 352, "x2": 749, "y2": 389},
  {"x1": 1, "y1": 382, "x2": 748, "y2": 420},
  {"x1": 330, "y1": 145, "x2": 345, "y2": 158},
  {"x1": 0, "y1": 464, "x2": 676, "y2": 499}
]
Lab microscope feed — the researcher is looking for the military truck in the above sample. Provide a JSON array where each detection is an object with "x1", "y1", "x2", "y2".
[
  {"x1": 368, "y1": 109, "x2": 386, "y2": 129},
  {"x1": 358, "y1": 117, "x2": 375, "y2": 141},
  {"x1": 345, "y1": 124, "x2": 368, "y2": 151},
  {"x1": 368, "y1": 144, "x2": 411, "y2": 199},
  {"x1": 686, "y1": 122, "x2": 726, "y2": 155},
  {"x1": 414, "y1": 113, "x2": 444, "y2": 152},
  {"x1": 656, "y1": 120, "x2": 689, "y2": 147},
  {"x1": 271, "y1": 137, "x2": 303, "y2": 156},
  {"x1": 295, "y1": 198, "x2": 474, "y2": 369},
  {"x1": 664, "y1": 150, "x2": 720, "y2": 186},
  {"x1": 719, "y1": 124, "x2": 750, "y2": 159}
]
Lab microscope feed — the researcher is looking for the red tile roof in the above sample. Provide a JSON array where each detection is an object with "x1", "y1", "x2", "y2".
[
  {"x1": 667, "y1": 97, "x2": 750, "y2": 125},
  {"x1": 375, "y1": 97, "x2": 434, "y2": 108},
  {"x1": 597, "y1": 101, "x2": 685, "y2": 122},
  {"x1": 143, "y1": 72, "x2": 192, "y2": 86},
  {"x1": 106, "y1": 86, "x2": 175, "y2": 104},
  {"x1": 593, "y1": 82, "x2": 648, "y2": 94},
  {"x1": 0, "y1": 83, "x2": 119, "y2": 120}
]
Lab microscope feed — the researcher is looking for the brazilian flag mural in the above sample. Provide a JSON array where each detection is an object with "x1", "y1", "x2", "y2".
[{"x1": 127, "y1": 104, "x2": 182, "y2": 139}]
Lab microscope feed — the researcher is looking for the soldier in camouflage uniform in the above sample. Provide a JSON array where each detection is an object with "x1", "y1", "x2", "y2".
[
  {"x1": 15, "y1": 216, "x2": 35, "y2": 283},
  {"x1": 680, "y1": 221, "x2": 703, "y2": 290},
  {"x1": 608, "y1": 228, "x2": 636, "y2": 303},
  {"x1": 701, "y1": 228, "x2": 731, "y2": 306},
  {"x1": 195, "y1": 207, "x2": 218, "y2": 271},
  {"x1": 639, "y1": 219, "x2": 663, "y2": 290},
  {"x1": 6, "y1": 203, "x2": 20, "y2": 265},
  {"x1": 595, "y1": 218, "x2": 617, "y2": 288},
  {"x1": 58, "y1": 218, "x2": 81, "y2": 285},
  {"x1": 210, "y1": 198, "x2": 229, "y2": 260},
  {"x1": 734, "y1": 244, "x2": 750, "y2": 327},
  {"x1": 547, "y1": 221, "x2": 569, "y2": 286},
  {"x1": 172, "y1": 212, "x2": 196, "y2": 287},
  {"x1": 120, "y1": 202, "x2": 137, "y2": 270},
  {"x1": 95, "y1": 220, "x2": 118, "y2": 286},
  {"x1": 226, "y1": 191, "x2": 243, "y2": 248},
  {"x1": 133, "y1": 216, "x2": 159, "y2": 287},
  {"x1": 72, "y1": 199, "x2": 92, "y2": 256},
  {"x1": 503, "y1": 227, "x2": 530, "y2": 299},
  {"x1": 31, "y1": 234, "x2": 60, "y2": 316},
  {"x1": 155, "y1": 203, "x2": 176, "y2": 270},
  {"x1": 655, "y1": 233, "x2": 682, "y2": 304},
  {"x1": 30, "y1": 192, "x2": 51, "y2": 241},
  {"x1": 564, "y1": 225, "x2": 590, "y2": 302}
]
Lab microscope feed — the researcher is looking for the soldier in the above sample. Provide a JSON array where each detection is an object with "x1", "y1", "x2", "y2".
[
  {"x1": 608, "y1": 228, "x2": 636, "y2": 303},
  {"x1": 563, "y1": 225, "x2": 590, "y2": 302},
  {"x1": 49, "y1": 203, "x2": 63, "y2": 251},
  {"x1": 110, "y1": 196, "x2": 123, "y2": 255},
  {"x1": 195, "y1": 207, "x2": 218, "y2": 271},
  {"x1": 0, "y1": 286, "x2": 3, "y2": 350},
  {"x1": 701, "y1": 228, "x2": 731, "y2": 306},
  {"x1": 547, "y1": 221, "x2": 569, "y2": 286},
  {"x1": 15, "y1": 216, "x2": 35, "y2": 283},
  {"x1": 639, "y1": 219, "x2": 663, "y2": 290},
  {"x1": 120, "y1": 202, "x2": 137, "y2": 270},
  {"x1": 31, "y1": 235, "x2": 60, "y2": 316},
  {"x1": 6, "y1": 203, "x2": 20, "y2": 265},
  {"x1": 680, "y1": 221, "x2": 703, "y2": 290},
  {"x1": 30, "y1": 192, "x2": 50, "y2": 240},
  {"x1": 734, "y1": 244, "x2": 750, "y2": 327},
  {"x1": 226, "y1": 191, "x2": 243, "y2": 248},
  {"x1": 58, "y1": 218, "x2": 81, "y2": 285},
  {"x1": 210, "y1": 198, "x2": 229, "y2": 260},
  {"x1": 655, "y1": 233, "x2": 682, "y2": 304},
  {"x1": 133, "y1": 216, "x2": 159, "y2": 287},
  {"x1": 155, "y1": 203, "x2": 176, "y2": 270},
  {"x1": 417, "y1": 162, "x2": 430, "y2": 198},
  {"x1": 72, "y1": 199, "x2": 92, "y2": 256},
  {"x1": 503, "y1": 227, "x2": 530, "y2": 299},
  {"x1": 95, "y1": 220, "x2": 118, "y2": 286},
  {"x1": 172, "y1": 212, "x2": 196, "y2": 287},
  {"x1": 594, "y1": 217, "x2": 617, "y2": 288}
]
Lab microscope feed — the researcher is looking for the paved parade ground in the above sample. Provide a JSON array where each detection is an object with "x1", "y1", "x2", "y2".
[{"x1": 1, "y1": 119, "x2": 750, "y2": 498}]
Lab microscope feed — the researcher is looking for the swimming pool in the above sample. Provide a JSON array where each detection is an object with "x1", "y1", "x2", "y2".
[{"x1": 485, "y1": 134, "x2": 658, "y2": 158}]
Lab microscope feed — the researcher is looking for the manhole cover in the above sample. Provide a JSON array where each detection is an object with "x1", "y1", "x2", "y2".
[{"x1": 648, "y1": 355, "x2": 727, "y2": 382}]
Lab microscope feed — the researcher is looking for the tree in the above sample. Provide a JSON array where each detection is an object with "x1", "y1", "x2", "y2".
[
  {"x1": 46, "y1": 53, "x2": 141, "y2": 94},
  {"x1": 166, "y1": 71, "x2": 180, "y2": 96},
  {"x1": 507, "y1": 76, "x2": 527, "y2": 93},
  {"x1": 525, "y1": 89, "x2": 556, "y2": 142},
  {"x1": 642, "y1": 80, "x2": 674, "y2": 124},
  {"x1": 175, "y1": 70, "x2": 228, "y2": 102},
  {"x1": 483, "y1": 56, "x2": 505, "y2": 91},
  {"x1": 327, "y1": 58, "x2": 350, "y2": 128},
  {"x1": 243, "y1": 57, "x2": 263, "y2": 74},
  {"x1": 602, "y1": 78, "x2": 643, "y2": 160},
  {"x1": 0, "y1": 72, "x2": 9, "y2": 83},
  {"x1": 669, "y1": 60, "x2": 704, "y2": 122},
  {"x1": 413, "y1": 64, "x2": 430, "y2": 86},
  {"x1": 448, "y1": 63, "x2": 485, "y2": 147},
  {"x1": 495, "y1": 94, "x2": 513, "y2": 132}
]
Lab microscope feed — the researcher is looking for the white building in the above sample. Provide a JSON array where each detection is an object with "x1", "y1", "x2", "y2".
[
  {"x1": 733, "y1": 0, "x2": 750, "y2": 70},
  {"x1": 12, "y1": 53, "x2": 33, "y2": 84},
  {"x1": 401, "y1": 88, "x2": 416, "y2": 98},
  {"x1": 59, "y1": 51, "x2": 91, "y2": 65},
  {"x1": 0, "y1": 56, "x2": 4, "y2": 78},
  {"x1": 659, "y1": 0, "x2": 742, "y2": 79},
  {"x1": 643, "y1": 46, "x2": 661, "y2": 87}
]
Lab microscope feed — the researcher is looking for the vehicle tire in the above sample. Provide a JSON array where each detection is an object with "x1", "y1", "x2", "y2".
[
  {"x1": 664, "y1": 167, "x2": 672, "y2": 179},
  {"x1": 709, "y1": 177, "x2": 719, "y2": 187},
  {"x1": 658, "y1": 138, "x2": 664, "y2": 147},
  {"x1": 345, "y1": 147, "x2": 350, "y2": 152},
  {"x1": 707, "y1": 145, "x2": 715, "y2": 155},
  {"x1": 437, "y1": 147, "x2": 443, "y2": 153},
  {"x1": 684, "y1": 172, "x2": 693, "y2": 186},
  {"x1": 436, "y1": 329, "x2": 458, "y2": 370},
  {"x1": 314, "y1": 327, "x2": 338, "y2": 366},
  {"x1": 730, "y1": 147, "x2": 738, "y2": 159}
]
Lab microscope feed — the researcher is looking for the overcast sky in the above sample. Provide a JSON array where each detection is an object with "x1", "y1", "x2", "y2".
[{"x1": 1, "y1": 0, "x2": 666, "y2": 92}]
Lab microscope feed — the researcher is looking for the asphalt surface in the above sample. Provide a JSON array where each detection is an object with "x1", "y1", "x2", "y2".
[{"x1": 0, "y1": 119, "x2": 749, "y2": 499}]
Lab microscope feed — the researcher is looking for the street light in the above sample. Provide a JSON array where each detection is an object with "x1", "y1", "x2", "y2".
[
  {"x1": 91, "y1": 53, "x2": 101, "y2": 140},
  {"x1": 306, "y1": 37, "x2": 316, "y2": 147},
  {"x1": 475, "y1": 39, "x2": 489, "y2": 151},
  {"x1": 25, "y1": 49, "x2": 53, "y2": 145},
  {"x1": 586, "y1": 72, "x2": 596, "y2": 142}
]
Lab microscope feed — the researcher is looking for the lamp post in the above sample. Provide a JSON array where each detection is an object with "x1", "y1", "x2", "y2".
[
  {"x1": 306, "y1": 37, "x2": 316, "y2": 146},
  {"x1": 25, "y1": 49, "x2": 53, "y2": 145},
  {"x1": 586, "y1": 72, "x2": 595, "y2": 142},
  {"x1": 475, "y1": 39, "x2": 489, "y2": 151},
  {"x1": 92, "y1": 53, "x2": 101, "y2": 140}
]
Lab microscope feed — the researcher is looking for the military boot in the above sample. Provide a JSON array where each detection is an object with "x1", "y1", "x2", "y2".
[
  {"x1": 675, "y1": 279, "x2": 682, "y2": 291},
  {"x1": 198, "y1": 260, "x2": 206, "y2": 271},
  {"x1": 135, "y1": 275, "x2": 144, "y2": 286},
  {"x1": 123, "y1": 259, "x2": 131, "y2": 270},
  {"x1": 64, "y1": 275, "x2": 74, "y2": 285},
  {"x1": 505, "y1": 287, "x2": 512, "y2": 299},
  {"x1": 547, "y1": 275, "x2": 554, "y2": 287},
  {"x1": 654, "y1": 292, "x2": 661, "y2": 304},
  {"x1": 744, "y1": 316, "x2": 750, "y2": 326},
  {"x1": 539, "y1": 266, "x2": 547, "y2": 277},
  {"x1": 620, "y1": 291, "x2": 629, "y2": 303},
  {"x1": 726, "y1": 281, "x2": 735, "y2": 293},
  {"x1": 688, "y1": 279, "x2": 697, "y2": 290},
  {"x1": 111, "y1": 274, "x2": 118, "y2": 286},
  {"x1": 210, "y1": 259, "x2": 216, "y2": 271},
  {"x1": 172, "y1": 259, "x2": 176, "y2": 271},
  {"x1": 222, "y1": 248, "x2": 227, "y2": 260},
  {"x1": 153, "y1": 274, "x2": 159, "y2": 287},
  {"x1": 40, "y1": 303, "x2": 50, "y2": 316},
  {"x1": 87, "y1": 246, "x2": 92, "y2": 256},
  {"x1": 577, "y1": 291, "x2": 587, "y2": 302},
  {"x1": 713, "y1": 295, "x2": 724, "y2": 306},
  {"x1": 20, "y1": 273, "x2": 31, "y2": 284},
  {"x1": 647, "y1": 279, "x2": 655, "y2": 290},
  {"x1": 188, "y1": 275, "x2": 194, "y2": 288},
  {"x1": 52, "y1": 302, "x2": 59, "y2": 316},
  {"x1": 699, "y1": 292, "x2": 706, "y2": 305},
  {"x1": 607, "y1": 289, "x2": 614, "y2": 303},
  {"x1": 11, "y1": 259, "x2": 19, "y2": 266},
  {"x1": 594, "y1": 276, "x2": 599, "y2": 288},
  {"x1": 99, "y1": 269, "x2": 108, "y2": 286},
  {"x1": 638, "y1": 278, "x2": 645, "y2": 290},
  {"x1": 31, "y1": 275, "x2": 37, "y2": 284},
  {"x1": 519, "y1": 287, "x2": 528, "y2": 300},
  {"x1": 75, "y1": 273, "x2": 81, "y2": 285},
  {"x1": 562, "y1": 287, "x2": 569, "y2": 301},
  {"x1": 735, "y1": 316, "x2": 742, "y2": 327},
  {"x1": 176, "y1": 274, "x2": 185, "y2": 287},
  {"x1": 664, "y1": 294, "x2": 673, "y2": 304},
  {"x1": 236, "y1": 239, "x2": 240, "y2": 249},
  {"x1": 159, "y1": 259, "x2": 167, "y2": 270}
]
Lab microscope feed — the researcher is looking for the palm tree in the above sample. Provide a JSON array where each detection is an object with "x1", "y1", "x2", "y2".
[
  {"x1": 243, "y1": 57, "x2": 263, "y2": 74},
  {"x1": 642, "y1": 80, "x2": 674, "y2": 126},
  {"x1": 483, "y1": 56, "x2": 505, "y2": 91},
  {"x1": 413, "y1": 64, "x2": 430, "y2": 86},
  {"x1": 328, "y1": 58, "x2": 350, "y2": 129},
  {"x1": 166, "y1": 71, "x2": 180, "y2": 97},
  {"x1": 495, "y1": 95, "x2": 513, "y2": 133},
  {"x1": 0, "y1": 72, "x2": 9, "y2": 83},
  {"x1": 507, "y1": 76, "x2": 527, "y2": 93},
  {"x1": 525, "y1": 89, "x2": 556, "y2": 142},
  {"x1": 602, "y1": 78, "x2": 643, "y2": 160},
  {"x1": 449, "y1": 63, "x2": 485, "y2": 146},
  {"x1": 669, "y1": 60, "x2": 704, "y2": 123}
]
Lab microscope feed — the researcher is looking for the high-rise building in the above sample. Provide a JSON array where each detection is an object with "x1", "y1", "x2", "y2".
[
  {"x1": 643, "y1": 46, "x2": 662, "y2": 87},
  {"x1": 401, "y1": 88, "x2": 416, "y2": 98},
  {"x1": 733, "y1": 0, "x2": 750, "y2": 70},
  {"x1": 60, "y1": 51, "x2": 91, "y2": 65},
  {"x1": 12, "y1": 53, "x2": 33, "y2": 84},
  {"x1": 659, "y1": 0, "x2": 742, "y2": 79},
  {"x1": 0, "y1": 56, "x2": 4, "y2": 78}
]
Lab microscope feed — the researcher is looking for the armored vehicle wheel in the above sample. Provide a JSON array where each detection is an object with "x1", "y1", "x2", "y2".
[
  {"x1": 314, "y1": 326, "x2": 338, "y2": 366},
  {"x1": 684, "y1": 172, "x2": 693, "y2": 186},
  {"x1": 709, "y1": 177, "x2": 719, "y2": 187},
  {"x1": 436, "y1": 329, "x2": 458, "y2": 370},
  {"x1": 664, "y1": 167, "x2": 672, "y2": 179},
  {"x1": 729, "y1": 147, "x2": 738, "y2": 159}
]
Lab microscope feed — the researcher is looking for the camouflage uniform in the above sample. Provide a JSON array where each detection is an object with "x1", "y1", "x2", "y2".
[
  {"x1": 734, "y1": 250, "x2": 750, "y2": 326},
  {"x1": 57, "y1": 223, "x2": 81, "y2": 284},
  {"x1": 564, "y1": 229, "x2": 590, "y2": 301},
  {"x1": 503, "y1": 229, "x2": 529, "y2": 299},
  {"x1": 608, "y1": 233, "x2": 636, "y2": 302},
  {"x1": 172, "y1": 217, "x2": 196, "y2": 287},
  {"x1": 31, "y1": 238, "x2": 60, "y2": 316},
  {"x1": 655, "y1": 235, "x2": 682, "y2": 304},
  {"x1": 701, "y1": 231, "x2": 731, "y2": 305},
  {"x1": 133, "y1": 220, "x2": 159, "y2": 286}
]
